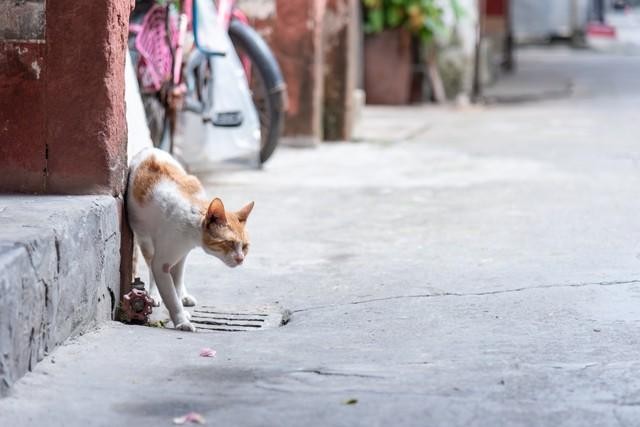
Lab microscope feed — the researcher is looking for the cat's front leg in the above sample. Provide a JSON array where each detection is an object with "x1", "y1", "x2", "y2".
[
  {"x1": 171, "y1": 256, "x2": 198, "y2": 307},
  {"x1": 151, "y1": 259, "x2": 195, "y2": 332},
  {"x1": 147, "y1": 273, "x2": 161, "y2": 307}
]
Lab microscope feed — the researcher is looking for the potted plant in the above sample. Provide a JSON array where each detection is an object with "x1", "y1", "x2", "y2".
[{"x1": 362, "y1": 0, "x2": 446, "y2": 105}]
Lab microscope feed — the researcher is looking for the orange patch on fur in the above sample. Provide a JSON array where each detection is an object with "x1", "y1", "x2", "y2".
[{"x1": 133, "y1": 155, "x2": 205, "y2": 207}]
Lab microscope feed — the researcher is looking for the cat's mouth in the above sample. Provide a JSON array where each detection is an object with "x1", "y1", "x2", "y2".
[
  {"x1": 217, "y1": 255, "x2": 242, "y2": 268},
  {"x1": 226, "y1": 259, "x2": 243, "y2": 268},
  {"x1": 202, "y1": 247, "x2": 244, "y2": 268}
]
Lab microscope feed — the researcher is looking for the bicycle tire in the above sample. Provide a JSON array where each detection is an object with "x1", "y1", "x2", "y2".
[{"x1": 228, "y1": 19, "x2": 286, "y2": 164}]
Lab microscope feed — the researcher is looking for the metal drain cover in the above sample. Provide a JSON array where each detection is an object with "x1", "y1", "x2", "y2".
[{"x1": 187, "y1": 306, "x2": 290, "y2": 332}]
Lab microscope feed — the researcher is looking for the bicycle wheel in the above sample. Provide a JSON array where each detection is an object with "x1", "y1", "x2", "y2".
[{"x1": 228, "y1": 19, "x2": 286, "y2": 164}]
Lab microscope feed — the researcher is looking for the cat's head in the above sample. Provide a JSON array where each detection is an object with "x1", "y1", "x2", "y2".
[{"x1": 201, "y1": 198, "x2": 254, "y2": 268}]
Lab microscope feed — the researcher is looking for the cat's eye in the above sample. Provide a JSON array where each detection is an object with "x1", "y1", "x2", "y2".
[{"x1": 242, "y1": 244, "x2": 249, "y2": 251}]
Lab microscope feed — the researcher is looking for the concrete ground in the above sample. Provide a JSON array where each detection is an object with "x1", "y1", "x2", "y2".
[
  {"x1": 482, "y1": 46, "x2": 574, "y2": 103},
  {"x1": 2, "y1": 47, "x2": 640, "y2": 426}
]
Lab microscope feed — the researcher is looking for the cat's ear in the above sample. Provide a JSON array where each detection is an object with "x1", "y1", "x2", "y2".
[
  {"x1": 236, "y1": 201, "x2": 254, "y2": 223},
  {"x1": 206, "y1": 198, "x2": 227, "y2": 227}
]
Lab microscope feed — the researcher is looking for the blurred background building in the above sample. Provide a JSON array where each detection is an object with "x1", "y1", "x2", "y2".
[
  {"x1": 1, "y1": 0, "x2": 638, "y2": 191},
  {"x1": 233, "y1": 0, "x2": 638, "y2": 146}
]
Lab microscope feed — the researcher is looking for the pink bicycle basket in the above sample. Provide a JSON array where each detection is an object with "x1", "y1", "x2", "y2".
[{"x1": 132, "y1": 5, "x2": 178, "y2": 92}]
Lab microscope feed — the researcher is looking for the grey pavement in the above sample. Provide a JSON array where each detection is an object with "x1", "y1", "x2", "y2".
[
  {"x1": 2, "y1": 47, "x2": 640, "y2": 426},
  {"x1": 482, "y1": 47, "x2": 574, "y2": 104}
]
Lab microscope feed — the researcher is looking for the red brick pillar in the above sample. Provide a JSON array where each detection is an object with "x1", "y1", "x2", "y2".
[
  {"x1": 242, "y1": 0, "x2": 327, "y2": 147},
  {"x1": 279, "y1": 0, "x2": 325, "y2": 146},
  {"x1": 323, "y1": 0, "x2": 358, "y2": 141},
  {"x1": 0, "y1": 0, "x2": 130, "y2": 195},
  {"x1": 0, "y1": 0, "x2": 133, "y2": 309}
]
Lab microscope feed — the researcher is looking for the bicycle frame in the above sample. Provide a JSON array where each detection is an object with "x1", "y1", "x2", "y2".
[
  {"x1": 171, "y1": 0, "x2": 251, "y2": 86},
  {"x1": 130, "y1": 0, "x2": 283, "y2": 161},
  {"x1": 173, "y1": 0, "x2": 191, "y2": 85},
  {"x1": 217, "y1": 0, "x2": 253, "y2": 80},
  {"x1": 129, "y1": 0, "x2": 257, "y2": 152},
  {"x1": 217, "y1": 0, "x2": 235, "y2": 28}
]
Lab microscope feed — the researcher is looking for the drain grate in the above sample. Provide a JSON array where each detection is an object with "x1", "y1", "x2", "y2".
[{"x1": 188, "y1": 306, "x2": 290, "y2": 332}]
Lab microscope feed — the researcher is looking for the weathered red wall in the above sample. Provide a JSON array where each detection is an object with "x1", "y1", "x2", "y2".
[
  {"x1": 323, "y1": 0, "x2": 358, "y2": 141},
  {"x1": 0, "y1": 42, "x2": 47, "y2": 192},
  {"x1": 0, "y1": 0, "x2": 130, "y2": 195},
  {"x1": 243, "y1": 0, "x2": 327, "y2": 146},
  {"x1": 486, "y1": 0, "x2": 507, "y2": 16}
]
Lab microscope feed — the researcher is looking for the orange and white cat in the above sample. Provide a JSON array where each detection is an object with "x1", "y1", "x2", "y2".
[{"x1": 127, "y1": 147, "x2": 253, "y2": 331}]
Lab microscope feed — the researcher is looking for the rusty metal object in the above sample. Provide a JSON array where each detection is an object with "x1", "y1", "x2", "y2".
[{"x1": 121, "y1": 278, "x2": 155, "y2": 324}]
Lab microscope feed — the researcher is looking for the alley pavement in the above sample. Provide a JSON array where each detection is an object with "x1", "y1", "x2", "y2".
[{"x1": 2, "y1": 47, "x2": 640, "y2": 426}]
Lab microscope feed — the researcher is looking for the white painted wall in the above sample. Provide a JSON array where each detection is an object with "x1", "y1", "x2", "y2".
[
  {"x1": 435, "y1": 0, "x2": 480, "y2": 98},
  {"x1": 512, "y1": 0, "x2": 591, "y2": 42},
  {"x1": 125, "y1": 50, "x2": 153, "y2": 163},
  {"x1": 436, "y1": 0, "x2": 479, "y2": 57}
]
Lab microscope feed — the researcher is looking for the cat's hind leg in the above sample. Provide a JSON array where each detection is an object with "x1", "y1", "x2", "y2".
[
  {"x1": 139, "y1": 238, "x2": 161, "y2": 307},
  {"x1": 171, "y1": 256, "x2": 198, "y2": 307}
]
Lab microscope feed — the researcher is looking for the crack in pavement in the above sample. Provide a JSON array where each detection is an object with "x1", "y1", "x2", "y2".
[
  {"x1": 103, "y1": 231, "x2": 117, "y2": 243},
  {"x1": 292, "y1": 279, "x2": 640, "y2": 313},
  {"x1": 293, "y1": 369, "x2": 384, "y2": 379}
]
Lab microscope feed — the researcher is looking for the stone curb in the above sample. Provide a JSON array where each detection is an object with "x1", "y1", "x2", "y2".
[{"x1": 0, "y1": 196, "x2": 120, "y2": 396}]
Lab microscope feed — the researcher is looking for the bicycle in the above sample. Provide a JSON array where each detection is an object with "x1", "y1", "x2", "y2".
[{"x1": 129, "y1": 0, "x2": 285, "y2": 164}]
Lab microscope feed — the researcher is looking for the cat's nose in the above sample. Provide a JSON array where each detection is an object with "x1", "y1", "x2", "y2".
[{"x1": 234, "y1": 254, "x2": 244, "y2": 264}]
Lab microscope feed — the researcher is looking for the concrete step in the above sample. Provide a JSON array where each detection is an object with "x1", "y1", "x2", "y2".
[{"x1": 0, "y1": 195, "x2": 121, "y2": 396}]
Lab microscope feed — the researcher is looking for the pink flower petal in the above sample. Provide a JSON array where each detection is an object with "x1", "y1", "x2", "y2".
[
  {"x1": 173, "y1": 412, "x2": 206, "y2": 424},
  {"x1": 199, "y1": 348, "x2": 216, "y2": 358}
]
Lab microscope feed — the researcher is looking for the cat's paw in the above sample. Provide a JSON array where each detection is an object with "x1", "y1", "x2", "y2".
[
  {"x1": 181, "y1": 294, "x2": 198, "y2": 307},
  {"x1": 175, "y1": 320, "x2": 196, "y2": 332}
]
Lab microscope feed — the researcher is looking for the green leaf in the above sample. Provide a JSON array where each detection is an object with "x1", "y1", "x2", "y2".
[
  {"x1": 366, "y1": 8, "x2": 385, "y2": 33},
  {"x1": 362, "y1": 0, "x2": 453, "y2": 37},
  {"x1": 386, "y1": 6, "x2": 405, "y2": 28}
]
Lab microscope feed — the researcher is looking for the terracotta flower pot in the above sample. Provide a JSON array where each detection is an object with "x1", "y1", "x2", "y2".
[{"x1": 364, "y1": 28, "x2": 413, "y2": 105}]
